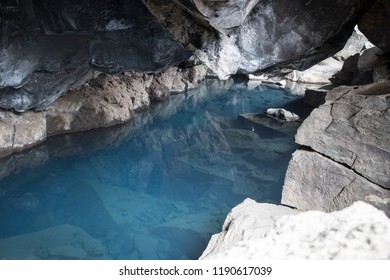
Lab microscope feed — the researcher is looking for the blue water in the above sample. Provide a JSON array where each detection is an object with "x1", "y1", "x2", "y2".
[{"x1": 0, "y1": 80, "x2": 304, "y2": 260}]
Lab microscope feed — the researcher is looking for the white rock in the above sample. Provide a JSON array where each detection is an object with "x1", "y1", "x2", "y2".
[
  {"x1": 200, "y1": 198, "x2": 299, "y2": 259},
  {"x1": 266, "y1": 108, "x2": 300, "y2": 122},
  {"x1": 201, "y1": 201, "x2": 390, "y2": 260}
]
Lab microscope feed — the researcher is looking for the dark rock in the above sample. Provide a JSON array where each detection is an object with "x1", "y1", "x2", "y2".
[
  {"x1": 358, "y1": 0, "x2": 390, "y2": 52},
  {"x1": 304, "y1": 89, "x2": 327, "y2": 108},
  {"x1": 0, "y1": 0, "x2": 191, "y2": 111}
]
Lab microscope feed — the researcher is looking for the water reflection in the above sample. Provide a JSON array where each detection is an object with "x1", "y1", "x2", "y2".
[{"x1": 0, "y1": 80, "x2": 304, "y2": 259}]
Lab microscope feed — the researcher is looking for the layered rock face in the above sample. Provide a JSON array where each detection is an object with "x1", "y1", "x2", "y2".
[
  {"x1": 201, "y1": 199, "x2": 390, "y2": 260},
  {"x1": 282, "y1": 83, "x2": 390, "y2": 216}
]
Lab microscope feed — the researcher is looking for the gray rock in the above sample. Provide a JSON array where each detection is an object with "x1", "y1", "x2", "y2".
[
  {"x1": 201, "y1": 200, "x2": 390, "y2": 260},
  {"x1": 0, "y1": 0, "x2": 191, "y2": 111},
  {"x1": 282, "y1": 149, "x2": 390, "y2": 217},
  {"x1": 145, "y1": 0, "x2": 375, "y2": 79},
  {"x1": 295, "y1": 82, "x2": 390, "y2": 189}
]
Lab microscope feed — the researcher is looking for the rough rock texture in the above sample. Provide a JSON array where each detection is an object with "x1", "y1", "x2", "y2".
[
  {"x1": 201, "y1": 200, "x2": 390, "y2": 260},
  {"x1": 295, "y1": 83, "x2": 390, "y2": 189},
  {"x1": 0, "y1": 0, "x2": 191, "y2": 111},
  {"x1": 358, "y1": 0, "x2": 390, "y2": 52},
  {"x1": 285, "y1": 27, "x2": 374, "y2": 84},
  {"x1": 282, "y1": 82, "x2": 390, "y2": 216},
  {"x1": 145, "y1": 0, "x2": 374, "y2": 79},
  {"x1": 0, "y1": 111, "x2": 46, "y2": 157},
  {"x1": 282, "y1": 150, "x2": 390, "y2": 217},
  {"x1": 0, "y1": 65, "x2": 208, "y2": 156},
  {"x1": 200, "y1": 198, "x2": 299, "y2": 259}
]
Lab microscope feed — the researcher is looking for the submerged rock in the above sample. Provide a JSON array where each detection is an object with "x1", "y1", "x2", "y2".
[
  {"x1": 201, "y1": 200, "x2": 390, "y2": 260},
  {"x1": 0, "y1": 224, "x2": 107, "y2": 260}
]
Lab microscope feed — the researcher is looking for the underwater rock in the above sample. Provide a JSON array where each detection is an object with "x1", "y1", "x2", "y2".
[
  {"x1": 201, "y1": 200, "x2": 390, "y2": 260},
  {"x1": 0, "y1": 224, "x2": 107, "y2": 260}
]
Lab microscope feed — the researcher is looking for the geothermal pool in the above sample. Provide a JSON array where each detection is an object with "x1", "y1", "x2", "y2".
[{"x1": 0, "y1": 80, "x2": 305, "y2": 259}]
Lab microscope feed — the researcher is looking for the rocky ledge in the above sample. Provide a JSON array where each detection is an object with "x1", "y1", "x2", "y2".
[
  {"x1": 0, "y1": 64, "x2": 207, "y2": 157},
  {"x1": 201, "y1": 199, "x2": 390, "y2": 260}
]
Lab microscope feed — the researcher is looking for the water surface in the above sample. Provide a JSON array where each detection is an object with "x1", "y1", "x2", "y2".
[{"x1": 0, "y1": 80, "x2": 304, "y2": 259}]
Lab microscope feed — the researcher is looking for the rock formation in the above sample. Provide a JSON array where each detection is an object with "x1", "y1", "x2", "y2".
[
  {"x1": 282, "y1": 82, "x2": 390, "y2": 216},
  {"x1": 0, "y1": 64, "x2": 207, "y2": 156},
  {"x1": 201, "y1": 199, "x2": 390, "y2": 260},
  {"x1": 0, "y1": 0, "x2": 382, "y2": 111}
]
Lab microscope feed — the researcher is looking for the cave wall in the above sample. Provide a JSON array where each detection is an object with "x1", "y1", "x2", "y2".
[{"x1": 0, "y1": 0, "x2": 385, "y2": 112}]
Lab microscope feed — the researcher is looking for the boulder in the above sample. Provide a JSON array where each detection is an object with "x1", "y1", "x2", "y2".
[
  {"x1": 200, "y1": 198, "x2": 299, "y2": 259},
  {"x1": 294, "y1": 83, "x2": 390, "y2": 189},
  {"x1": 282, "y1": 149, "x2": 390, "y2": 217},
  {"x1": 201, "y1": 200, "x2": 390, "y2": 260},
  {"x1": 0, "y1": 111, "x2": 47, "y2": 157},
  {"x1": 304, "y1": 89, "x2": 327, "y2": 108}
]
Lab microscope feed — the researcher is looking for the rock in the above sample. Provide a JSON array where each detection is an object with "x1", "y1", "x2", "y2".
[
  {"x1": 266, "y1": 108, "x2": 301, "y2": 122},
  {"x1": 146, "y1": 0, "x2": 375, "y2": 79},
  {"x1": 238, "y1": 113, "x2": 300, "y2": 137},
  {"x1": 331, "y1": 47, "x2": 383, "y2": 85},
  {"x1": 294, "y1": 83, "x2": 390, "y2": 189},
  {"x1": 304, "y1": 89, "x2": 327, "y2": 108},
  {"x1": 201, "y1": 201, "x2": 390, "y2": 260},
  {"x1": 359, "y1": 0, "x2": 390, "y2": 52},
  {"x1": 0, "y1": 224, "x2": 107, "y2": 260},
  {"x1": 46, "y1": 73, "x2": 150, "y2": 135},
  {"x1": 282, "y1": 149, "x2": 390, "y2": 217},
  {"x1": 286, "y1": 57, "x2": 343, "y2": 84},
  {"x1": 200, "y1": 198, "x2": 299, "y2": 259},
  {"x1": 0, "y1": 111, "x2": 47, "y2": 157},
  {"x1": 0, "y1": 0, "x2": 191, "y2": 111}
]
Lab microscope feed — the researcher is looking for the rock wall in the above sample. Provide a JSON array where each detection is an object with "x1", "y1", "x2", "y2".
[
  {"x1": 0, "y1": 64, "x2": 208, "y2": 157},
  {"x1": 282, "y1": 82, "x2": 390, "y2": 216},
  {"x1": 201, "y1": 199, "x2": 390, "y2": 260}
]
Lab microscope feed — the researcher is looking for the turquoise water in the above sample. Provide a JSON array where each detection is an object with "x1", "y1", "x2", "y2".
[{"x1": 0, "y1": 80, "x2": 304, "y2": 260}]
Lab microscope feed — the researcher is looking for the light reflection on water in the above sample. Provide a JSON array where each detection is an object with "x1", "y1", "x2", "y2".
[{"x1": 0, "y1": 80, "x2": 305, "y2": 259}]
